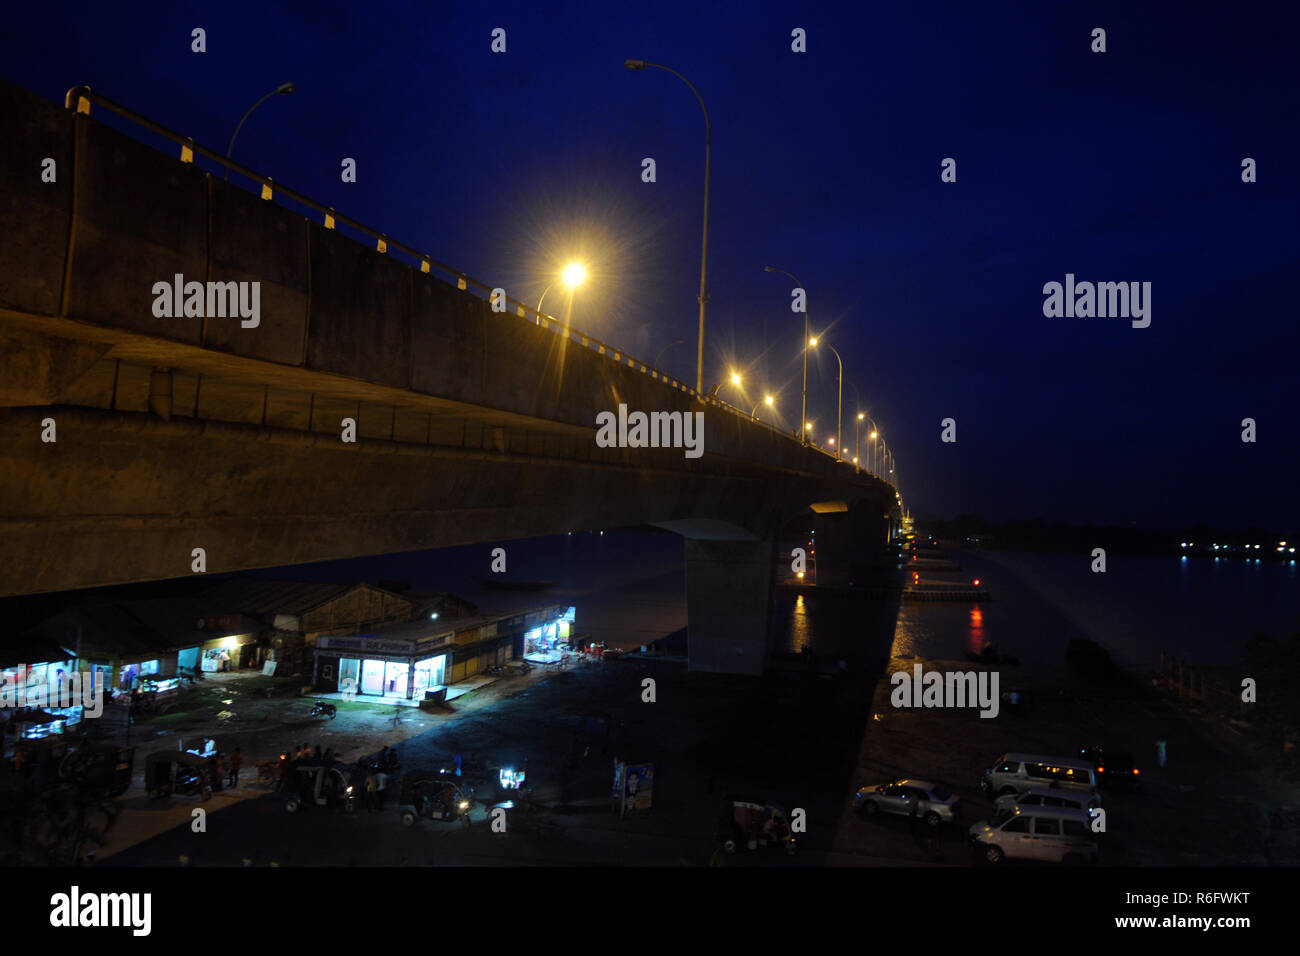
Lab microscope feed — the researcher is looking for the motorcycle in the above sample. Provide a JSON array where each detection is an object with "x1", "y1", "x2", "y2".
[{"x1": 311, "y1": 700, "x2": 337, "y2": 719}]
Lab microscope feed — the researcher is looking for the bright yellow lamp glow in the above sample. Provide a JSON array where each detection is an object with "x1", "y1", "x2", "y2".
[
  {"x1": 561, "y1": 261, "x2": 587, "y2": 287},
  {"x1": 730, "y1": 372, "x2": 741, "y2": 386}
]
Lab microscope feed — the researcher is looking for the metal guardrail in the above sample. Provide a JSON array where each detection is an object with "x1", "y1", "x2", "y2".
[{"x1": 62, "y1": 86, "x2": 881, "y2": 476}]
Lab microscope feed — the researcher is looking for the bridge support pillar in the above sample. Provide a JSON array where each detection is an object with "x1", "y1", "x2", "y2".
[
  {"x1": 814, "y1": 508, "x2": 893, "y2": 587},
  {"x1": 685, "y1": 536, "x2": 776, "y2": 676}
]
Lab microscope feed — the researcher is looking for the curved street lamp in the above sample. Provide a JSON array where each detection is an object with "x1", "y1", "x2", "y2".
[
  {"x1": 653, "y1": 339, "x2": 686, "y2": 370},
  {"x1": 225, "y1": 82, "x2": 296, "y2": 181},
  {"x1": 764, "y1": 266, "x2": 809, "y2": 446},
  {"x1": 751, "y1": 394, "x2": 775, "y2": 421},
  {"x1": 809, "y1": 336, "x2": 843, "y2": 459},
  {"x1": 626, "y1": 59, "x2": 710, "y2": 394}
]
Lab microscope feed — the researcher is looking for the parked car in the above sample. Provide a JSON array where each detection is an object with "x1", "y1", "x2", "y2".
[
  {"x1": 994, "y1": 786, "x2": 1102, "y2": 818},
  {"x1": 969, "y1": 806, "x2": 1099, "y2": 865},
  {"x1": 980, "y1": 753, "x2": 1098, "y2": 797},
  {"x1": 855, "y1": 778, "x2": 961, "y2": 828},
  {"x1": 1078, "y1": 745, "x2": 1141, "y2": 788}
]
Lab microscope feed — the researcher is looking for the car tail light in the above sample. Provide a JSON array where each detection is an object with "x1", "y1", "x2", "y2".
[{"x1": 1132, "y1": 768, "x2": 1139, "y2": 775}]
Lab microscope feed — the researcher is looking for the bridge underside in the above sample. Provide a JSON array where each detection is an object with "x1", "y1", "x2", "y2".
[{"x1": 0, "y1": 78, "x2": 899, "y2": 673}]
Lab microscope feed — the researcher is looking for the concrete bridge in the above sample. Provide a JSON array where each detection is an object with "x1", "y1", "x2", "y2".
[{"x1": 0, "y1": 80, "x2": 899, "y2": 674}]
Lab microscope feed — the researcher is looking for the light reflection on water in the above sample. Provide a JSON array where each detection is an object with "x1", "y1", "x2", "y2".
[
  {"x1": 790, "y1": 594, "x2": 811, "y2": 653},
  {"x1": 885, "y1": 550, "x2": 1298, "y2": 672}
]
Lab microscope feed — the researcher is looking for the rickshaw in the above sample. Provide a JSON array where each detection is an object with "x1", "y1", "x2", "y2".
[
  {"x1": 60, "y1": 742, "x2": 135, "y2": 797},
  {"x1": 718, "y1": 795, "x2": 797, "y2": 855},
  {"x1": 145, "y1": 750, "x2": 213, "y2": 802},
  {"x1": 397, "y1": 771, "x2": 472, "y2": 826},
  {"x1": 283, "y1": 763, "x2": 355, "y2": 813}
]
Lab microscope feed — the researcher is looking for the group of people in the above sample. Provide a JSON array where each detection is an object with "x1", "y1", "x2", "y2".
[
  {"x1": 358, "y1": 746, "x2": 401, "y2": 811},
  {"x1": 206, "y1": 747, "x2": 243, "y2": 791},
  {"x1": 273, "y1": 743, "x2": 399, "y2": 810}
]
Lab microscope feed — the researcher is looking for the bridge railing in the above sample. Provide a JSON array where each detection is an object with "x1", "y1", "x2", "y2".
[{"x1": 62, "y1": 86, "x2": 882, "y2": 478}]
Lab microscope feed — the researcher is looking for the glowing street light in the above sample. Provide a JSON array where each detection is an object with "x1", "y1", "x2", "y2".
[
  {"x1": 536, "y1": 261, "x2": 588, "y2": 325},
  {"x1": 751, "y1": 394, "x2": 775, "y2": 420},
  {"x1": 855, "y1": 410, "x2": 869, "y2": 470},
  {"x1": 809, "y1": 336, "x2": 844, "y2": 459}
]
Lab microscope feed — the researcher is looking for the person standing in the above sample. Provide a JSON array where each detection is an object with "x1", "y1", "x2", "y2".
[
  {"x1": 228, "y1": 747, "x2": 243, "y2": 788},
  {"x1": 364, "y1": 769, "x2": 378, "y2": 811},
  {"x1": 1156, "y1": 739, "x2": 1167, "y2": 769}
]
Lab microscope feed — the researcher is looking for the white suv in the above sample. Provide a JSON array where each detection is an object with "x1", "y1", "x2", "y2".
[
  {"x1": 980, "y1": 753, "x2": 1098, "y2": 796},
  {"x1": 969, "y1": 806, "x2": 1100, "y2": 864}
]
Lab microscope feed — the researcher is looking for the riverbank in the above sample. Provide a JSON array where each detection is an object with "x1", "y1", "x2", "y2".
[{"x1": 846, "y1": 652, "x2": 1294, "y2": 865}]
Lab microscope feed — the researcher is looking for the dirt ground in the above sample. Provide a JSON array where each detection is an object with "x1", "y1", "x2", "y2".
[{"x1": 86, "y1": 649, "x2": 1300, "y2": 866}]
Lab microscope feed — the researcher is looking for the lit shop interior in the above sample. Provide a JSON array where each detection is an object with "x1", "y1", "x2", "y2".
[
  {"x1": 1, "y1": 659, "x2": 85, "y2": 743},
  {"x1": 523, "y1": 607, "x2": 576, "y2": 661},
  {"x1": 338, "y1": 655, "x2": 448, "y2": 699}
]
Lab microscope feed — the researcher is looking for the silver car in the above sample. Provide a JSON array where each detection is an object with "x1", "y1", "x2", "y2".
[
  {"x1": 854, "y1": 778, "x2": 960, "y2": 828},
  {"x1": 994, "y1": 787, "x2": 1102, "y2": 816}
]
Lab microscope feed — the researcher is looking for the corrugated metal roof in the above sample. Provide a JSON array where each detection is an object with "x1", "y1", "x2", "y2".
[{"x1": 195, "y1": 578, "x2": 359, "y2": 616}]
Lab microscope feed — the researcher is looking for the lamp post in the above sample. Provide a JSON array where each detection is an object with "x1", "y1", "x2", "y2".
[
  {"x1": 856, "y1": 411, "x2": 865, "y2": 470},
  {"x1": 809, "y1": 336, "x2": 843, "y2": 459},
  {"x1": 225, "y1": 82, "x2": 296, "y2": 181},
  {"x1": 536, "y1": 261, "x2": 587, "y2": 326},
  {"x1": 626, "y1": 59, "x2": 710, "y2": 394},
  {"x1": 751, "y1": 394, "x2": 775, "y2": 421},
  {"x1": 764, "y1": 266, "x2": 809, "y2": 445},
  {"x1": 653, "y1": 339, "x2": 686, "y2": 370}
]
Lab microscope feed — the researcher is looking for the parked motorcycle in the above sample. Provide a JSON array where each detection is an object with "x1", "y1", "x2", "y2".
[{"x1": 311, "y1": 700, "x2": 337, "y2": 719}]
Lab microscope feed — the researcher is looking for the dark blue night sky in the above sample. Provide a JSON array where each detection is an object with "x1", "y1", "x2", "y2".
[{"x1": 6, "y1": 1, "x2": 1297, "y2": 528}]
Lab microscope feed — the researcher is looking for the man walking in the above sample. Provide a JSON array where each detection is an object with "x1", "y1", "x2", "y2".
[{"x1": 228, "y1": 747, "x2": 243, "y2": 788}]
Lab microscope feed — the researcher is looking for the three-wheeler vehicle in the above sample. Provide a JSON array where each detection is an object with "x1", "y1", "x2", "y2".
[
  {"x1": 145, "y1": 750, "x2": 213, "y2": 802},
  {"x1": 284, "y1": 762, "x2": 356, "y2": 813},
  {"x1": 397, "y1": 771, "x2": 473, "y2": 826}
]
